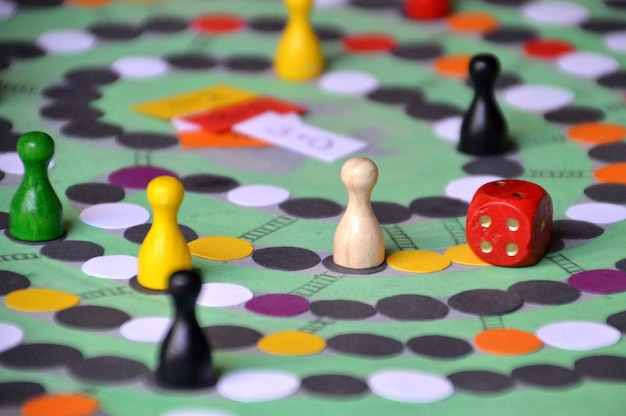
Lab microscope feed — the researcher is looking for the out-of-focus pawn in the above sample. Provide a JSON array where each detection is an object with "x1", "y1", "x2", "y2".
[
  {"x1": 9, "y1": 131, "x2": 63, "y2": 242},
  {"x1": 137, "y1": 176, "x2": 192, "y2": 291},
  {"x1": 466, "y1": 179, "x2": 553, "y2": 267},
  {"x1": 333, "y1": 157, "x2": 385, "y2": 269},
  {"x1": 404, "y1": 0, "x2": 450, "y2": 21}
]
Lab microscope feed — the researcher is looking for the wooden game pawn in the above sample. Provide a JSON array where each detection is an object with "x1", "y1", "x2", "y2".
[
  {"x1": 274, "y1": 0, "x2": 324, "y2": 81},
  {"x1": 333, "y1": 157, "x2": 385, "y2": 269},
  {"x1": 9, "y1": 131, "x2": 63, "y2": 242},
  {"x1": 137, "y1": 176, "x2": 192, "y2": 291}
]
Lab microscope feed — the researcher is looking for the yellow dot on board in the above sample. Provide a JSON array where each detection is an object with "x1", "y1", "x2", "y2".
[
  {"x1": 188, "y1": 236, "x2": 254, "y2": 261},
  {"x1": 444, "y1": 244, "x2": 491, "y2": 266},
  {"x1": 257, "y1": 330, "x2": 326, "y2": 356},
  {"x1": 386, "y1": 250, "x2": 451, "y2": 273},
  {"x1": 6, "y1": 288, "x2": 80, "y2": 312}
]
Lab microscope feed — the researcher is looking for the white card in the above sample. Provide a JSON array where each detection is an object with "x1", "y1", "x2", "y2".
[{"x1": 233, "y1": 111, "x2": 367, "y2": 162}]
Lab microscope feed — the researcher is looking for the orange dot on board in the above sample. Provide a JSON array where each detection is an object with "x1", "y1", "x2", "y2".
[
  {"x1": 434, "y1": 54, "x2": 471, "y2": 78},
  {"x1": 475, "y1": 328, "x2": 543, "y2": 356},
  {"x1": 21, "y1": 394, "x2": 99, "y2": 416},
  {"x1": 448, "y1": 12, "x2": 499, "y2": 33},
  {"x1": 595, "y1": 163, "x2": 626, "y2": 185},
  {"x1": 567, "y1": 122, "x2": 626, "y2": 144},
  {"x1": 191, "y1": 14, "x2": 246, "y2": 34}
]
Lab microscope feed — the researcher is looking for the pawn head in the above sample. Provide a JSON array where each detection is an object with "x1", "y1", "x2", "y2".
[
  {"x1": 341, "y1": 157, "x2": 379, "y2": 194},
  {"x1": 147, "y1": 175, "x2": 185, "y2": 210},
  {"x1": 17, "y1": 131, "x2": 55, "y2": 165},
  {"x1": 168, "y1": 270, "x2": 202, "y2": 299},
  {"x1": 469, "y1": 53, "x2": 500, "y2": 86}
]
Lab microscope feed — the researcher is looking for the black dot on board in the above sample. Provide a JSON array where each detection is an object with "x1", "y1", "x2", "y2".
[
  {"x1": 349, "y1": 0, "x2": 398, "y2": 10},
  {"x1": 322, "y1": 256, "x2": 387, "y2": 275},
  {"x1": 142, "y1": 16, "x2": 189, "y2": 34},
  {"x1": 544, "y1": 106, "x2": 605, "y2": 124},
  {"x1": 181, "y1": 174, "x2": 240, "y2": 194},
  {"x1": 512, "y1": 364, "x2": 581, "y2": 388},
  {"x1": 0, "y1": 343, "x2": 83, "y2": 369},
  {"x1": 580, "y1": 18, "x2": 626, "y2": 34},
  {"x1": 39, "y1": 103, "x2": 104, "y2": 122},
  {"x1": 252, "y1": 247, "x2": 321, "y2": 271},
  {"x1": 615, "y1": 258, "x2": 626, "y2": 273},
  {"x1": 406, "y1": 101, "x2": 463, "y2": 121},
  {"x1": 372, "y1": 201, "x2": 413, "y2": 224},
  {"x1": 0, "y1": 116, "x2": 12, "y2": 133},
  {"x1": 366, "y1": 86, "x2": 424, "y2": 106},
  {"x1": 462, "y1": 158, "x2": 524, "y2": 177},
  {"x1": 507, "y1": 280, "x2": 581, "y2": 305},
  {"x1": 551, "y1": 219, "x2": 604, "y2": 240},
  {"x1": 64, "y1": 67, "x2": 120, "y2": 87},
  {"x1": 314, "y1": 25, "x2": 344, "y2": 42},
  {"x1": 605, "y1": 0, "x2": 626, "y2": 9},
  {"x1": 597, "y1": 71, "x2": 626, "y2": 89},
  {"x1": 584, "y1": 183, "x2": 626, "y2": 204},
  {"x1": 0, "y1": 381, "x2": 46, "y2": 406},
  {"x1": 62, "y1": 120, "x2": 124, "y2": 140},
  {"x1": 448, "y1": 370, "x2": 514, "y2": 393},
  {"x1": 202, "y1": 325, "x2": 263, "y2": 350},
  {"x1": 116, "y1": 132, "x2": 178, "y2": 150},
  {"x1": 483, "y1": 27, "x2": 538, "y2": 44},
  {"x1": 123, "y1": 223, "x2": 198, "y2": 244},
  {"x1": 447, "y1": 289, "x2": 523, "y2": 316},
  {"x1": 574, "y1": 355, "x2": 626, "y2": 381},
  {"x1": 392, "y1": 42, "x2": 444, "y2": 61},
  {"x1": 376, "y1": 294, "x2": 449, "y2": 321},
  {"x1": 40, "y1": 240, "x2": 105, "y2": 262},
  {"x1": 65, "y1": 182, "x2": 125, "y2": 204},
  {"x1": 409, "y1": 196, "x2": 469, "y2": 218},
  {"x1": 223, "y1": 55, "x2": 272, "y2": 72},
  {"x1": 165, "y1": 53, "x2": 219, "y2": 70},
  {"x1": 279, "y1": 198, "x2": 343, "y2": 219},
  {"x1": 42, "y1": 84, "x2": 102, "y2": 102},
  {"x1": 54, "y1": 305, "x2": 131, "y2": 330},
  {"x1": 88, "y1": 22, "x2": 144, "y2": 41},
  {"x1": 0, "y1": 211, "x2": 8, "y2": 229},
  {"x1": 0, "y1": 132, "x2": 19, "y2": 153},
  {"x1": 248, "y1": 16, "x2": 286, "y2": 33},
  {"x1": 607, "y1": 310, "x2": 626, "y2": 333},
  {"x1": 0, "y1": 41, "x2": 46, "y2": 60},
  {"x1": 68, "y1": 356, "x2": 149, "y2": 383},
  {"x1": 14, "y1": 0, "x2": 63, "y2": 7},
  {"x1": 310, "y1": 300, "x2": 377, "y2": 320},
  {"x1": 0, "y1": 270, "x2": 30, "y2": 296},
  {"x1": 326, "y1": 333, "x2": 404, "y2": 357},
  {"x1": 301, "y1": 374, "x2": 369, "y2": 397},
  {"x1": 588, "y1": 142, "x2": 626, "y2": 163},
  {"x1": 407, "y1": 335, "x2": 473, "y2": 359},
  {"x1": 128, "y1": 276, "x2": 164, "y2": 296}
]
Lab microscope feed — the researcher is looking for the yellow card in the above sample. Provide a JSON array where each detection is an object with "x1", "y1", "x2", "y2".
[{"x1": 132, "y1": 84, "x2": 257, "y2": 120}]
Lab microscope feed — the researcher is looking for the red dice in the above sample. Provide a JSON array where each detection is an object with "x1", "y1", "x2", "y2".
[{"x1": 466, "y1": 180, "x2": 553, "y2": 267}]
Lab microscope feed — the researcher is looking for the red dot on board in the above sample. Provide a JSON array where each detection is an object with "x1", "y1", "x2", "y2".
[
  {"x1": 523, "y1": 39, "x2": 576, "y2": 59},
  {"x1": 342, "y1": 33, "x2": 397, "y2": 53},
  {"x1": 191, "y1": 14, "x2": 246, "y2": 34},
  {"x1": 404, "y1": 0, "x2": 450, "y2": 20}
]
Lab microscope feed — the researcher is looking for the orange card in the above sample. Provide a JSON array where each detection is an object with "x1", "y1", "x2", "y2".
[{"x1": 177, "y1": 129, "x2": 272, "y2": 149}]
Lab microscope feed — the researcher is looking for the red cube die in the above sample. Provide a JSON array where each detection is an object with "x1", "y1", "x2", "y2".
[{"x1": 466, "y1": 180, "x2": 552, "y2": 267}]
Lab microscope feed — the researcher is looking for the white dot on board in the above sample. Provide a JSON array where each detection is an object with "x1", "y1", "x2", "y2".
[
  {"x1": 605, "y1": 31, "x2": 626, "y2": 53},
  {"x1": 216, "y1": 369, "x2": 300, "y2": 402},
  {"x1": 314, "y1": 0, "x2": 348, "y2": 7},
  {"x1": 119, "y1": 317, "x2": 172, "y2": 343},
  {"x1": 79, "y1": 202, "x2": 150, "y2": 229},
  {"x1": 197, "y1": 283, "x2": 254, "y2": 308},
  {"x1": 557, "y1": 52, "x2": 619, "y2": 79},
  {"x1": 0, "y1": 1, "x2": 17, "y2": 20},
  {"x1": 0, "y1": 152, "x2": 55, "y2": 175},
  {"x1": 502, "y1": 84, "x2": 575, "y2": 113},
  {"x1": 111, "y1": 56, "x2": 170, "y2": 78},
  {"x1": 536, "y1": 321, "x2": 622, "y2": 351},
  {"x1": 0, "y1": 322, "x2": 24, "y2": 353},
  {"x1": 81, "y1": 255, "x2": 138, "y2": 280},
  {"x1": 36, "y1": 30, "x2": 97, "y2": 54},
  {"x1": 367, "y1": 369, "x2": 454, "y2": 403},
  {"x1": 433, "y1": 116, "x2": 462, "y2": 143},
  {"x1": 227, "y1": 184, "x2": 290, "y2": 207},
  {"x1": 317, "y1": 70, "x2": 379, "y2": 95},
  {"x1": 522, "y1": 2, "x2": 590, "y2": 26},
  {"x1": 566, "y1": 202, "x2": 626, "y2": 224},
  {"x1": 445, "y1": 175, "x2": 502, "y2": 203}
]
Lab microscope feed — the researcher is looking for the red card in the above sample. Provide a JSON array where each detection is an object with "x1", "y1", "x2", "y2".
[{"x1": 182, "y1": 96, "x2": 307, "y2": 133}]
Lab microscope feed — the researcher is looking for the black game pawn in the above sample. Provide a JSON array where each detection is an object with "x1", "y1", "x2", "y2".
[
  {"x1": 458, "y1": 53, "x2": 511, "y2": 156},
  {"x1": 156, "y1": 270, "x2": 216, "y2": 389}
]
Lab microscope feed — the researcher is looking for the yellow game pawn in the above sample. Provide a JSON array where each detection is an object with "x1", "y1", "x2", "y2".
[
  {"x1": 333, "y1": 157, "x2": 385, "y2": 269},
  {"x1": 138, "y1": 176, "x2": 192, "y2": 291},
  {"x1": 274, "y1": 0, "x2": 324, "y2": 81}
]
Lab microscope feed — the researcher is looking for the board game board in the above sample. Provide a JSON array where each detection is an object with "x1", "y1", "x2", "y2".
[{"x1": 2, "y1": 0, "x2": 626, "y2": 415}]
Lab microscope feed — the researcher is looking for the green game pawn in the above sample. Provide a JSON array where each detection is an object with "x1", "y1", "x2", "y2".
[{"x1": 9, "y1": 131, "x2": 63, "y2": 242}]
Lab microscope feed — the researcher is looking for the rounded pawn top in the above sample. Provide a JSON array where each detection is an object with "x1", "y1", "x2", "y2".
[
  {"x1": 341, "y1": 157, "x2": 378, "y2": 196},
  {"x1": 469, "y1": 53, "x2": 500, "y2": 87},
  {"x1": 17, "y1": 131, "x2": 55, "y2": 165},
  {"x1": 168, "y1": 270, "x2": 202, "y2": 302},
  {"x1": 146, "y1": 175, "x2": 184, "y2": 210}
]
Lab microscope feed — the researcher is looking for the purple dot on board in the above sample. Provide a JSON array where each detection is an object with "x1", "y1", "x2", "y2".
[
  {"x1": 245, "y1": 294, "x2": 310, "y2": 317},
  {"x1": 567, "y1": 269, "x2": 626, "y2": 294},
  {"x1": 108, "y1": 166, "x2": 178, "y2": 189}
]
